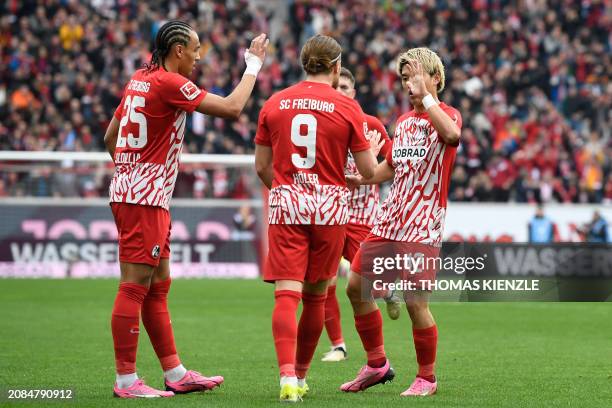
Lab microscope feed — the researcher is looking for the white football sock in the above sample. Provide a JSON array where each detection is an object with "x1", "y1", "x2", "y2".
[
  {"x1": 297, "y1": 378, "x2": 307, "y2": 388},
  {"x1": 280, "y1": 376, "x2": 298, "y2": 387},
  {"x1": 164, "y1": 364, "x2": 187, "y2": 383},
  {"x1": 333, "y1": 342, "x2": 347, "y2": 351},
  {"x1": 116, "y1": 372, "x2": 138, "y2": 389}
]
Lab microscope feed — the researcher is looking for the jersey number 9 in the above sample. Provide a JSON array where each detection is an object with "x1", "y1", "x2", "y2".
[
  {"x1": 117, "y1": 95, "x2": 148, "y2": 149},
  {"x1": 291, "y1": 114, "x2": 317, "y2": 169}
]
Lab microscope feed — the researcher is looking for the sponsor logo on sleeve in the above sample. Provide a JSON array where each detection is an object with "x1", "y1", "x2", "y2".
[{"x1": 180, "y1": 81, "x2": 202, "y2": 101}]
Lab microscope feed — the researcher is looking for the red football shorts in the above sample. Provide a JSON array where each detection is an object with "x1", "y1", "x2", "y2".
[
  {"x1": 111, "y1": 203, "x2": 171, "y2": 267},
  {"x1": 343, "y1": 222, "x2": 372, "y2": 263},
  {"x1": 351, "y1": 233, "x2": 440, "y2": 285},
  {"x1": 264, "y1": 224, "x2": 346, "y2": 284}
]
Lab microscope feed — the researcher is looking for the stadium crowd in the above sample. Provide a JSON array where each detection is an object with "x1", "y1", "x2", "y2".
[{"x1": 0, "y1": 0, "x2": 610, "y2": 203}]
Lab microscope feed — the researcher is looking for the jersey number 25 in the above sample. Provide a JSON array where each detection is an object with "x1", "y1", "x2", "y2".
[
  {"x1": 117, "y1": 95, "x2": 148, "y2": 149},
  {"x1": 291, "y1": 114, "x2": 317, "y2": 169}
]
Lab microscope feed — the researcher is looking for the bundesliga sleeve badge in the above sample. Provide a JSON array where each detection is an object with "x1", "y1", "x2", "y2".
[{"x1": 180, "y1": 81, "x2": 202, "y2": 101}]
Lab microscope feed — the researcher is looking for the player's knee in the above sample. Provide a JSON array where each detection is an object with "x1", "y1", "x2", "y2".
[
  {"x1": 129, "y1": 275, "x2": 152, "y2": 287},
  {"x1": 405, "y1": 299, "x2": 429, "y2": 318},
  {"x1": 123, "y1": 272, "x2": 152, "y2": 286},
  {"x1": 345, "y1": 281, "x2": 362, "y2": 303},
  {"x1": 120, "y1": 263, "x2": 155, "y2": 287}
]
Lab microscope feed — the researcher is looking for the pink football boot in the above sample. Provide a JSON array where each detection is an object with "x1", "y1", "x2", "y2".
[
  {"x1": 400, "y1": 376, "x2": 437, "y2": 396},
  {"x1": 165, "y1": 370, "x2": 224, "y2": 394},
  {"x1": 113, "y1": 379, "x2": 175, "y2": 398},
  {"x1": 340, "y1": 360, "x2": 395, "y2": 392}
]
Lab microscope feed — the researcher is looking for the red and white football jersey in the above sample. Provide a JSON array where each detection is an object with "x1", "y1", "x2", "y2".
[
  {"x1": 109, "y1": 68, "x2": 207, "y2": 210},
  {"x1": 345, "y1": 113, "x2": 392, "y2": 226},
  {"x1": 255, "y1": 81, "x2": 371, "y2": 225},
  {"x1": 371, "y1": 103, "x2": 462, "y2": 243}
]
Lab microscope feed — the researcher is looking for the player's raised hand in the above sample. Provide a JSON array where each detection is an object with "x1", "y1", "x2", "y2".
[
  {"x1": 346, "y1": 174, "x2": 362, "y2": 191},
  {"x1": 243, "y1": 34, "x2": 269, "y2": 77},
  {"x1": 367, "y1": 129, "x2": 385, "y2": 156},
  {"x1": 406, "y1": 60, "x2": 428, "y2": 102},
  {"x1": 246, "y1": 33, "x2": 269, "y2": 63}
]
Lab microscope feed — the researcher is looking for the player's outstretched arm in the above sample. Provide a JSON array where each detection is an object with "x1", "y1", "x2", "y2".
[
  {"x1": 196, "y1": 33, "x2": 269, "y2": 119},
  {"x1": 103, "y1": 116, "x2": 120, "y2": 160},
  {"x1": 255, "y1": 144, "x2": 273, "y2": 189},
  {"x1": 347, "y1": 160, "x2": 394, "y2": 189}
]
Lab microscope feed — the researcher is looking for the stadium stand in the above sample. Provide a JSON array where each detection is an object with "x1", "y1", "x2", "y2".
[{"x1": 0, "y1": 0, "x2": 610, "y2": 202}]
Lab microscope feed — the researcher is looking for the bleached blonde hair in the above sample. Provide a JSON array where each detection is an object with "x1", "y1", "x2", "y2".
[{"x1": 396, "y1": 47, "x2": 446, "y2": 93}]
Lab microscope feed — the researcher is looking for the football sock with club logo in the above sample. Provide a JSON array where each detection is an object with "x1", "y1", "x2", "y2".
[
  {"x1": 413, "y1": 325, "x2": 437, "y2": 382},
  {"x1": 272, "y1": 290, "x2": 302, "y2": 378},
  {"x1": 324, "y1": 285, "x2": 345, "y2": 347},
  {"x1": 355, "y1": 309, "x2": 387, "y2": 368},
  {"x1": 111, "y1": 282, "x2": 149, "y2": 378},
  {"x1": 141, "y1": 278, "x2": 182, "y2": 375},
  {"x1": 295, "y1": 292, "x2": 327, "y2": 378}
]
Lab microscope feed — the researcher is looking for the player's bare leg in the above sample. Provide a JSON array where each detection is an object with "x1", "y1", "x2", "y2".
[
  {"x1": 340, "y1": 270, "x2": 395, "y2": 392},
  {"x1": 322, "y1": 274, "x2": 348, "y2": 362},
  {"x1": 273, "y1": 279, "x2": 303, "y2": 402},
  {"x1": 401, "y1": 291, "x2": 438, "y2": 396},
  {"x1": 404, "y1": 291, "x2": 435, "y2": 328},
  {"x1": 345, "y1": 270, "x2": 378, "y2": 316},
  {"x1": 112, "y1": 262, "x2": 174, "y2": 398}
]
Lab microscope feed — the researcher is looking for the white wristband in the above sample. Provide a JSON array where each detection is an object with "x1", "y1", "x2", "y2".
[
  {"x1": 244, "y1": 49, "x2": 263, "y2": 77},
  {"x1": 422, "y1": 93, "x2": 438, "y2": 110}
]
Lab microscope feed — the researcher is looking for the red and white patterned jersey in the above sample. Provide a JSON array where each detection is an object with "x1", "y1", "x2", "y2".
[
  {"x1": 109, "y1": 68, "x2": 207, "y2": 210},
  {"x1": 345, "y1": 113, "x2": 392, "y2": 226},
  {"x1": 255, "y1": 81, "x2": 371, "y2": 225},
  {"x1": 371, "y1": 103, "x2": 462, "y2": 243}
]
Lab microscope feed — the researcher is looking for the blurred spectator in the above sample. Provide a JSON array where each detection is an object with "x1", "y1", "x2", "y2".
[
  {"x1": 10, "y1": 84, "x2": 39, "y2": 110},
  {"x1": 58, "y1": 15, "x2": 83, "y2": 50},
  {"x1": 0, "y1": 178, "x2": 7, "y2": 197},
  {"x1": 0, "y1": 0, "x2": 610, "y2": 201},
  {"x1": 528, "y1": 204, "x2": 557, "y2": 243},
  {"x1": 582, "y1": 210, "x2": 609, "y2": 243},
  {"x1": 231, "y1": 205, "x2": 257, "y2": 240}
]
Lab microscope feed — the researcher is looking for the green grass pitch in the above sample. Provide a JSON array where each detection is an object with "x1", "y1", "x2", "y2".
[{"x1": 0, "y1": 279, "x2": 610, "y2": 407}]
